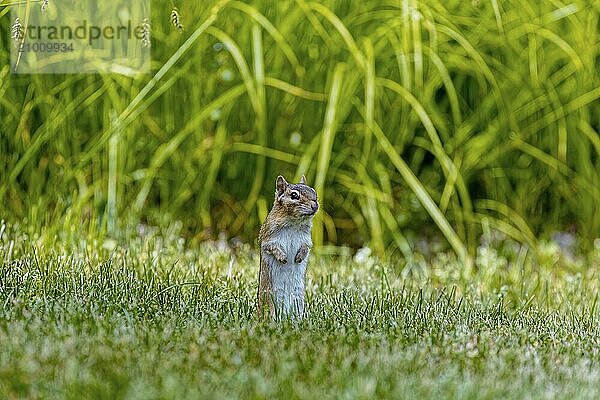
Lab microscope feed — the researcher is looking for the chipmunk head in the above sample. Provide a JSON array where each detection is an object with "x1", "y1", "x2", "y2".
[{"x1": 274, "y1": 175, "x2": 319, "y2": 219}]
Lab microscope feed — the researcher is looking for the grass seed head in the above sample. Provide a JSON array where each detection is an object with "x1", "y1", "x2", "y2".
[
  {"x1": 170, "y1": 8, "x2": 183, "y2": 32},
  {"x1": 141, "y1": 18, "x2": 151, "y2": 48},
  {"x1": 11, "y1": 18, "x2": 23, "y2": 47}
]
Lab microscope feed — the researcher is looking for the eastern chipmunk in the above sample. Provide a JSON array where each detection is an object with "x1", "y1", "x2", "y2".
[{"x1": 257, "y1": 175, "x2": 319, "y2": 320}]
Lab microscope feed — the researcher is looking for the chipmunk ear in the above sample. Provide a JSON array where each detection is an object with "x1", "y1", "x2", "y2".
[
  {"x1": 300, "y1": 175, "x2": 307, "y2": 185},
  {"x1": 276, "y1": 175, "x2": 287, "y2": 196}
]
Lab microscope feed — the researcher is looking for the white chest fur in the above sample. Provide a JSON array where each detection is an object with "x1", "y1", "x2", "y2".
[{"x1": 264, "y1": 226, "x2": 312, "y2": 317}]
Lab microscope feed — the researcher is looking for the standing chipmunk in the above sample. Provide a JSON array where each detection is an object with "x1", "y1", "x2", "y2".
[{"x1": 257, "y1": 175, "x2": 319, "y2": 320}]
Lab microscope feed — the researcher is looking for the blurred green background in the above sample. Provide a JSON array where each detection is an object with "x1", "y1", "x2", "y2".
[{"x1": 1, "y1": 0, "x2": 599, "y2": 258}]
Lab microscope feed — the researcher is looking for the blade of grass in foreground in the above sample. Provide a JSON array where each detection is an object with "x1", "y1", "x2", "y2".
[
  {"x1": 230, "y1": 24, "x2": 266, "y2": 234},
  {"x1": 313, "y1": 63, "x2": 345, "y2": 246},
  {"x1": 355, "y1": 101, "x2": 468, "y2": 266}
]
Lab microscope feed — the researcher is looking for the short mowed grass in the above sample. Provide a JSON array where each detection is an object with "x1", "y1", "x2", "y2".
[{"x1": 2, "y1": 223, "x2": 600, "y2": 399}]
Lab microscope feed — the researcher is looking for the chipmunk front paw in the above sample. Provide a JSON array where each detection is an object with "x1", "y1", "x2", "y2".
[
  {"x1": 294, "y1": 244, "x2": 310, "y2": 263},
  {"x1": 263, "y1": 242, "x2": 288, "y2": 264},
  {"x1": 274, "y1": 250, "x2": 288, "y2": 264}
]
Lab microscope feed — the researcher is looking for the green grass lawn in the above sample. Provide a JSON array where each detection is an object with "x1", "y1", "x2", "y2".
[{"x1": 1, "y1": 223, "x2": 600, "y2": 399}]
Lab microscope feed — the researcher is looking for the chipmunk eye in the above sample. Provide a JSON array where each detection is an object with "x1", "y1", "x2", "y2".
[{"x1": 290, "y1": 191, "x2": 300, "y2": 200}]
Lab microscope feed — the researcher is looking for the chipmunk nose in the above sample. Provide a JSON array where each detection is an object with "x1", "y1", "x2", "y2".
[{"x1": 311, "y1": 200, "x2": 319, "y2": 212}]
